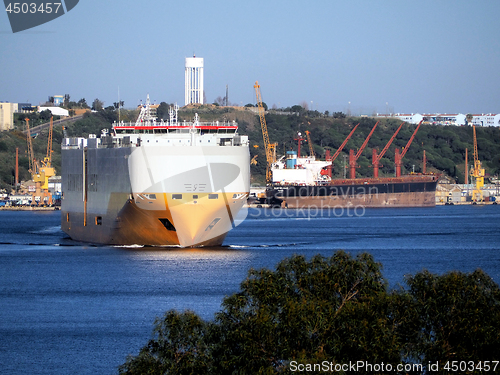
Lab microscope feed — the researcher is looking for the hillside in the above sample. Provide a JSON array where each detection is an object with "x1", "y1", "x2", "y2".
[
  {"x1": 240, "y1": 111, "x2": 500, "y2": 185},
  {"x1": 1, "y1": 106, "x2": 499, "y2": 191}
]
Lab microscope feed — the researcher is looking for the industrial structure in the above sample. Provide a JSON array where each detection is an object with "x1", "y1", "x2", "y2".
[
  {"x1": 394, "y1": 121, "x2": 422, "y2": 177},
  {"x1": 378, "y1": 112, "x2": 500, "y2": 127},
  {"x1": 185, "y1": 55, "x2": 204, "y2": 105},
  {"x1": 470, "y1": 124, "x2": 485, "y2": 202},
  {"x1": 348, "y1": 121, "x2": 379, "y2": 179},
  {"x1": 26, "y1": 117, "x2": 55, "y2": 205},
  {"x1": 372, "y1": 122, "x2": 403, "y2": 178},
  {"x1": 254, "y1": 81, "x2": 277, "y2": 183}
]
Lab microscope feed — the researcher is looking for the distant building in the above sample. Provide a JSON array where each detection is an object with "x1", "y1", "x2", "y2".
[
  {"x1": 53, "y1": 95, "x2": 64, "y2": 106},
  {"x1": 0, "y1": 102, "x2": 17, "y2": 131},
  {"x1": 185, "y1": 55, "x2": 204, "y2": 106},
  {"x1": 17, "y1": 103, "x2": 34, "y2": 113},
  {"x1": 38, "y1": 106, "x2": 69, "y2": 117},
  {"x1": 377, "y1": 113, "x2": 500, "y2": 127}
]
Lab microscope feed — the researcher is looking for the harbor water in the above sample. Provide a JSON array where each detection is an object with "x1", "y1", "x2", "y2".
[{"x1": 1, "y1": 206, "x2": 499, "y2": 374}]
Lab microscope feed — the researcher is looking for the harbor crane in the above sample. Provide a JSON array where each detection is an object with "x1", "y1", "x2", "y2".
[
  {"x1": 305, "y1": 130, "x2": 315, "y2": 158},
  {"x1": 395, "y1": 120, "x2": 422, "y2": 177},
  {"x1": 26, "y1": 117, "x2": 55, "y2": 205},
  {"x1": 254, "y1": 81, "x2": 277, "y2": 183},
  {"x1": 470, "y1": 124, "x2": 484, "y2": 202},
  {"x1": 372, "y1": 122, "x2": 404, "y2": 178},
  {"x1": 328, "y1": 123, "x2": 360, "y2": 163},
  {"x1": 349, "y1": 121, "x2": 379, "y2": 179},
  {"x1": 294, "y1": 132, "x2": 306, "y2": 158},
  {"x1": 322, "y1": 123, "x2": 359, "y2": 178}
]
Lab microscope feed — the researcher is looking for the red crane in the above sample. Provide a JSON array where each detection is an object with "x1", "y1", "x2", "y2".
[
  {"x1": 328, "y1": 123, "x2": 359, "y2": 162},
  {"x1": 349, "y1": 121, "x2": 379, "y2": 179},
  {"x1": 294, "y1": 132, "x2": 306, "y2": 158},
  {"x1": 372, "y1": 122, "x2": 404, "y2": 178},
  {"x1": 323, "y1": 123, "x2": 359, "y2": 178},
  {"x1": 395, "y1": 120, "x2": 423, "y2": 177}
]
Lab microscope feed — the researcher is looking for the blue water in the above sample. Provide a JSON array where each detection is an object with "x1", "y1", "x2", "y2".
[{"x1": 0, "y1": 206, "x2": 499, "y2": 374}]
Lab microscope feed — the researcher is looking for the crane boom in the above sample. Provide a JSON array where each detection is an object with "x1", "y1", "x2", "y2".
[
  {"x1": 329, "y1": 123, "x2": 359, "y2": 162},
  {"x1": 349, "y1": 121, "x2": 379, "y2": 179},
  {"x1": 45, "y1": 116, "x2": 53, "y2": 165},
  {"x1": 372, "y1": 122, "x2": 403, "y2": 178},
  {"x1": 400, "y1": 120, "x2": 422, "y2": 159},
  {"x1": 473, "y1": 124, "x2": 479, "y2": 166},
  {"x1": 355, "y1": 121, "x2": 379, "y2": 159},
  {"x1": 305, "y1": 131, "x2": 315, "y2": 158},
  {"x1": 254, "y1": 81, "x2": 274, "y2": 183},
  {"x1": 395, "y1": 120, "x2": 423, "y2": 177},
  {"x1": 375, "y1": 122, "x2": 403, "y2": 163},
  {"x1": 25, "y1": 118, "x2": 35, "y2": 174}
]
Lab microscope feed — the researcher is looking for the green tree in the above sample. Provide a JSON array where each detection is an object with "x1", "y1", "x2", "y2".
[
  {"x1": 92, "y1": 98, "x2": 104, "y2": 111},
  {"x1": 404, "y1": 270, "x2": 500, "y2": 372},
  {"x1": 119, "y1": 252, "x2": 500, "y2": 375},
  {"x1": 156, "y1": 102, "x2": 170, "y2": 120},
  {"x1": 119, "y1": 311, "x2": 212, "y2": 375},
  {"x1": 77, "y1": 98, "x2": 89, "y2": 108}
]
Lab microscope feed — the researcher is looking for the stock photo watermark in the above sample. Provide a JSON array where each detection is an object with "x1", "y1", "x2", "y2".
[{"x1": 4, "y1": 0, "x2": 79, "y2": 32}]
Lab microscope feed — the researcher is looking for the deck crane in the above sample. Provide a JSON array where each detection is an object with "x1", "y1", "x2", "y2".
[
  {"x1": 328, "y1": 123, "x2": 360, "y2": 162},
  {"x1": 349, "y1": 121, "x2": 379, "y2": 179},
  {"x1": 26, "y1": 117, "x2": 55, "y2": 205},
  {"x1": 305, "y1": 130, "x2": 315, "y2": 158},
  {"x1": 470, "y1": 125, "x2": 484, "y2": 202},
  {"x1": 322, "y1": 123, "x2": 359, "y2": 178},
  {"x1": 394, "y1": 120, "x2": 422, "y2": 177},
  {"x1": 254, "y1": 81, "x2": 276, "y2": 183},
  {"x1": 372, "y1": 122, "x2": 404, "y2": 178}
]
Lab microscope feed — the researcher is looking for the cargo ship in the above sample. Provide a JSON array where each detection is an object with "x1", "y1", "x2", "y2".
[
  {"x1": 263, "y1": 119, "x2": 438, "y2": 208},
  {"x1": 61, "y1": 96, "x2": 250, "y2": 247},
  {"x1": 266, "y1": 146, "x2": 437, "y2": 208}
]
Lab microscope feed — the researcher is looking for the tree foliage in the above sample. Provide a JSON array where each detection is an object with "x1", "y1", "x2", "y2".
[{"x1": 119, "y1": 252, "x2": 500, "y2": 375}]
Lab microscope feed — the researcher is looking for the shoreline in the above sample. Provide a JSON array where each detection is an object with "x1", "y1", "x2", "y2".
[{"x1": 0, "y1": 206, "x2": 60, "y2": 211}]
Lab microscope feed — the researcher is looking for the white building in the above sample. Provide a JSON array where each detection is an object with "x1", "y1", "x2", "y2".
[
  {"x1": 0, "y1": 102, "x2": 17, "y2": 131},
  {"x1": 38, "y1": 106, "x2": 69, "y2": 117},
  {"x1": 377, "y1": 113, "x2": 500, "y2": 127},
  {"x1": 185, "y1": 55, "x2": 204, "y2": 105}
]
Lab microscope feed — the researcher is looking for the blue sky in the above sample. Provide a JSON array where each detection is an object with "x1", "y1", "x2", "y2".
[{"x1": 1, "y1": 0, "x2": 499, "y2": 114}]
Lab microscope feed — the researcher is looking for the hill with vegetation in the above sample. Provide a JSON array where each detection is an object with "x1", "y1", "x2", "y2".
[
  {"x1": 239, "y1": 108, "x2": 500, "y2": 185},
  {"x1": 1, "y1": 104, "x2": 499, "y2": 191}
]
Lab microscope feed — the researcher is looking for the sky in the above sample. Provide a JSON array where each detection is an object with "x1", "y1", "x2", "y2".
[{"x1": 1, "y1": 0, "x2": 499, "y2": 115}]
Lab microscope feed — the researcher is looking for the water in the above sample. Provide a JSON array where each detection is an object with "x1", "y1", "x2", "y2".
[{"x1": 0, "y1": 206, "x2": 499, "y2": 374}]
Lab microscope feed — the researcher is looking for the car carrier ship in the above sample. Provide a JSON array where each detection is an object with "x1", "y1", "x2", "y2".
[{"x1": 61, "y1": 96, "x2": 250, "y2": 247}]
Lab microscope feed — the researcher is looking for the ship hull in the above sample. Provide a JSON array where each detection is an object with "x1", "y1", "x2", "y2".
[
  {"x1": 61, "y1": 143, "x2": 249, "y2": 247},
  {"x1": 268, "y1": 176, "x2": 438, "y2": 208}
]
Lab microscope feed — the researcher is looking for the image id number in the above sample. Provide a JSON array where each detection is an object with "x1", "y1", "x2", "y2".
[{"x1": 5, "y1": 2, "x2": 62, "y2": 14}]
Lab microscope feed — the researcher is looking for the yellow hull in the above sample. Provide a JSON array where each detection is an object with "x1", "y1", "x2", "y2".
[{"x1": 61, "y1": 191, "x2": 248, "y2": 247}]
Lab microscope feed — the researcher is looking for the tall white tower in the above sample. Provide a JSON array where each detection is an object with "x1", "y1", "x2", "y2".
[{"x1": 185, "y1": 55, "x2": 204, "y2": 105}]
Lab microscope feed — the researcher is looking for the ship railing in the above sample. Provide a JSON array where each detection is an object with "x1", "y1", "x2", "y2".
[{"x1": 113, "y1": 120, "x2": 238, "y2": 128}]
